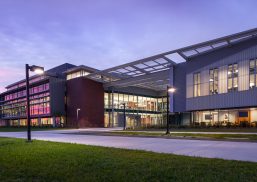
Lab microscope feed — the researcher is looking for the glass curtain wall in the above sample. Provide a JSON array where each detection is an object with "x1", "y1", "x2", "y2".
[
  {"x1": 66, "y1": 70, "x2": 90, "y2": 80},
  {"x1": 8, "y1": 117, "x2": 64, "y2": 127},
  {"x1": 192, "y1": 108, "x2": 257, "y2": 127},
  {"x1": 104, "y1": 92, "x2": 166, "y2": 128},
  {"x1": 193, "y1": 73, "x2": 201, "y2": 97},
  {"x1": 249, "y1": 59, "x2": 257, "y2": 88},
  {"x1": 227, "y1": 63, "x2": 238, "y2": 92},
  {"x1": 209, "y1": 68, "x2": 218, "y2": 94},
  {"x1": 0, "y1": 83, "x2": 50, "y2": 118}
]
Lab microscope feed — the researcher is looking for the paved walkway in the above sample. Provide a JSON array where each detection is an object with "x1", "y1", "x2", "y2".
[
  {"x1": 72, "y1": 128, "x2": 257, "y2": 135},
  {"x1": 0, "y1": 129, "x2": 257, "y2": 163}
]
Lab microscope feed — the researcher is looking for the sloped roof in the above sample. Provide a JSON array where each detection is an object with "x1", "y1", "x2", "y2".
[{"x1": 85, "y1": 28, "x2": 257, "y2": 91}]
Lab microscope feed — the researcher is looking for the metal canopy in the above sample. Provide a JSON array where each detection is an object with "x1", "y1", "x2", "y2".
[
  {"x1": 163, "y1": 27, "x2": 257, "y2": 60},
  {"x1": 85, "y1": 28, "x2": 257, "y2": 91},
  {"x1": 103, "y1": 69, "x2": 171, "y2": 91},
  {"x1": 86, "y1": 55, "x2": 176, "y2": 91}
]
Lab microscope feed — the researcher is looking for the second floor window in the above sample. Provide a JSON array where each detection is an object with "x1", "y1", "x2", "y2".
[
  {"x1": 209, "y1": 68, "x2": 218, "y2": 95},
  {"x1": 193, "y1": 73, "x2": 201, "y2": 97},
  {"x1": 249, "y1": 59, "x2": 257, "y2": 88},
  {"x1": 227, "y1": 63, "x2": 238, "y2": 92}
]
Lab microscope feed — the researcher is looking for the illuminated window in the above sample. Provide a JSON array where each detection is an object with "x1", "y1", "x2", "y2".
[
  {"x1": 249, "y1": 59, "x2": 257, "y2": 88},
  {"x1": 193, "y1": 73, "x2": 201, "y2": 97},
  {"x1": 66, "y1": 70, "x2": 90, "y2": 80},
  {"x1": 209, "y1": 68, "x2": 218, "y2": 94},
  {"x1": 228, "y1": 63, "x2": 238, "y2": 92}
]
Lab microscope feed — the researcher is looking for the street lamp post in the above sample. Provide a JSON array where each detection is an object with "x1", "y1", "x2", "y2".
[
  {"x1": 77, "y1": 108, "x2": 81, "y2": 122},
  {"x1": 26, "y1": 64, "x2": 44, "y2": 142},
  {"x1": 166, "y1": 86, "x2": 176, "y2": 134},
  {"x1": 121, "y1": 103, "x2": 126, "y2": 130}
]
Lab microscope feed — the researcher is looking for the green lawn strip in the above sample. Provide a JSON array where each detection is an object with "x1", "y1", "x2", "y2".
[
  {"x1": 170, "y1": 133, "x2": 257, "y2": 140},
  {"x1": 110, "y1": 131, "x2": 164, "y2": 136},
  {"x1": 110, "y1": 131, "x2": 257, "y2": 141},
  {"x1": 0, "y1": 137, "x2": 256, "y2": 182},
  {"x1": 129, "y1": 128, "x2": 257, "y2": 132}
]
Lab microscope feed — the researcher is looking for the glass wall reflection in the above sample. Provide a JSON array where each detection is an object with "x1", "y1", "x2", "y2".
[
  {"x1": 192, "y1": 108, "x2": 257, "y2": 127},
  {"x1": 104, "y1": 92, "x2": 167, "y2": 128}
]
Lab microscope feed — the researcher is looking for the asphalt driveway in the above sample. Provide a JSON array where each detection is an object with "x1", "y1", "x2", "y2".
[{"x1": 0, "y1": 129, "x2": 257, "y2": 162}]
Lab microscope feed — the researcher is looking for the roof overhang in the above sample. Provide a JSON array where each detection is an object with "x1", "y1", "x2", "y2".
[
  {"x1": 86, "y1": 55, "x2": 176, "y2": 91},
  {"x1": 64, "y1": 65, "x2": 99, "y2": 74},
  {"x1": 104, "y1": 69, "x2": 171, "y2": 91},
  {"x1": 84, "y1": 28, "x2": 257, "y2": 91},
  {"x1": 170, "y1": 27, "x2": 257, "y2": 60}
]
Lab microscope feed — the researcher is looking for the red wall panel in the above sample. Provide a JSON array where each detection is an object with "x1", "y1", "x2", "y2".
[{"x1": 66, "y1": 77, "x2": 104, "y2": 128}]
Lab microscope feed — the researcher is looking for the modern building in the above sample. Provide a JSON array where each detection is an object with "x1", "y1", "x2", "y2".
[
  {"x1": 0, "y1": 63, "x2": 76, "y2": 127},
  {"x1": 1, "y1": 28, "x2": 257, "y2": 128}
]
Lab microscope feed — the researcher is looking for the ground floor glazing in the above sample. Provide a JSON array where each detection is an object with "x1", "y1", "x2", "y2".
[
  {"x1": 192, "y1": 108, "x2": 257, "y2": 127},
  {"x1": 2, "y1": 116, "x2": 65, "y2": 127},
  {"x1": 104, "y1": 111, "x2": 167, "y2": 128}
]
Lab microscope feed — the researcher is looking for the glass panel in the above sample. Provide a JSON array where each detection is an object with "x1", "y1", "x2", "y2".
[
  {"x1": 228, "y1": 65, "x2": 233, "y2": 78},
  {"x1": 193, "y1": 73, "x2": 200, "y2": 97},
  {"x1": 233, "y1": 64, "x2": 238, "y2": 76},
  {"x1": 197, "y1": 73, "x2": 200, "y2": 83},
  {"x1": 219, "y1": 110, "x2": 229, "y2": 126},
  {"x1": 250, "y1": 74, "x2": 255, "y2": 88},
  {"x1": 123, "y1": 94, "x2": 129, "y2": 102},
  {"x1": 113, "y1": 93, "x2": 119, "y2": 109},
  {"x1": 214, "y1": 83, "x2": 218, "y2": 93},
  {"x1": 250, "y1": 60, "x2": 255, "y2": 73},
  {"x1": 194, "y1": 85, "x2": 197, "y2": 97},
  {"x1": 210, "y1": 69, "x2": 214, "y2": 79},
  {"x1": 214, "y1": 69, "x2": 218, "y2": 94},
  {"x1": 197, "y1": 84, "x2": 201, "y2": 96},
  {"x1": 229, "y1": 110, "x2": 237, "y2": 124},
  {"x1": 228, "y1": 63, "x2": 238, "y2": 92},
  {"x1": 234, "y1": 77, "x2": 238, "y2": 90},
  {"x1": 209, "y1": 81, "x2": 214, "y2": 94},
  {"x1": 249, "y1": 60, "x2": 256, "y2": 89},
  {"x1": 228, "y1": 78, "x2": 233, "y2": 92},
  {"x1": 104, "y1": 93, "x2": 109, "y2": 108}
]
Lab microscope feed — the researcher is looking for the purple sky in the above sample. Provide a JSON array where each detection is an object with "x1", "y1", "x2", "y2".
[{"x1": 0, "y1": 0, "x2": 257, "y2": 92}]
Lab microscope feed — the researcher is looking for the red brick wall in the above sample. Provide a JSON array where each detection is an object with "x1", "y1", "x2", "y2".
[{"x1": 66, "y1": 77, "x2": 104, "y2": 128}]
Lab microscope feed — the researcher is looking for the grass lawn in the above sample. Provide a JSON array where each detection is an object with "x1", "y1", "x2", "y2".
[
  {"x1": 107, "y1": 131, "x2": 257, "y2": 141},
  {"x1": 170, "y1": 133, "x2": 257, "y2": 140},
  {"x1": 0, "y1": 137, "x2": 257, "y2": 182},
  {"x1": 129, "y1": 127, "x2": 257, "y2": 132}
]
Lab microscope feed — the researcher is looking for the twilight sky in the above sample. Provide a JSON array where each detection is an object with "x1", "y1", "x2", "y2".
[{"x1": 0, "y1": 0, "x2": 257, "y2": 93}]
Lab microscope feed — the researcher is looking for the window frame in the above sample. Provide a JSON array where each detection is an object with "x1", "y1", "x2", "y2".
[
  {"x1": 227, "y1": 63, "x2": 238, "y2": 92},
  {"x1": 193, "y1": 72, "x2": 201, "y2": 97},
  {"x1": 249, "y1": 59, "x2": 257, "y2": 89},
  {"x1": 209, "y1": 68, "x2": 218, "y2": 95}
]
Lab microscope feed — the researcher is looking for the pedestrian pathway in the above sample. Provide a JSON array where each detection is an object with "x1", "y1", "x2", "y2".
[{"x1": 0, "y1": 129, "x2": 256, "y2": 162}]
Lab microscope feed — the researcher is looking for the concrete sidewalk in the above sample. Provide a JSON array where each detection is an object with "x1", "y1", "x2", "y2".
[
  {"x1": 0, "y1": 129, "x2": 257, "y2": 163},
  {"x1": 53, "y1": 128, "x2": 257, "y2": 135}
]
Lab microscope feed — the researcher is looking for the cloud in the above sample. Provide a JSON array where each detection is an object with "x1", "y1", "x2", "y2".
[
  {"x1": 0, "y1": 66, "x2": 24, "y2": 93},
  {"x1": 0, "y1": 27, "x2": 72, "y2": 92},
  {"x1": 0, "y1": 0, "x2": 257, "y2": 93}
]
